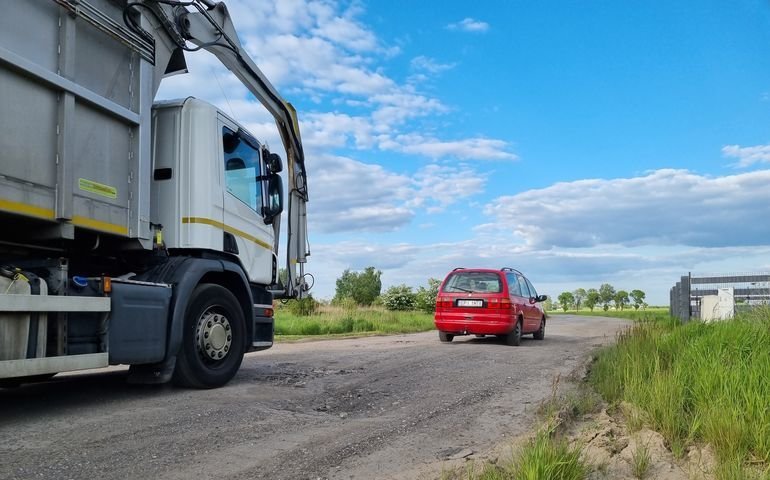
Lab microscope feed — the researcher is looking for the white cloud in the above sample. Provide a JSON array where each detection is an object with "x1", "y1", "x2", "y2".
[
  {"x1": 410, "y1": 55, "x2": 457, "y2": 74},
  {"x1": 388, "y1": 134, "x2": 518, "y2": 160},
  {"x1": 484, "y1": 169, "x2": 770, "y2": 249},
  {"x1": 308, "y1": 154, "x2": 414, "y2": 233},
  {"x1": 722, "y1": 144, "x2": 770, "y2": 168},
  {"x1": 410, "y1": 164, "x2": 487, "y2": 212},
  {"x1": 446, "y1": 18, "x2": 490, "y2": 33}
]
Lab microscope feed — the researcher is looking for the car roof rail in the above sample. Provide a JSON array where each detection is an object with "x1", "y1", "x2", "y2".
[
  {"x1": 452, "y1": 267, "x2": 465, "y2": 271},
  {"x1": 500, "y1": 267, "x2": 523, "y2": 275}
]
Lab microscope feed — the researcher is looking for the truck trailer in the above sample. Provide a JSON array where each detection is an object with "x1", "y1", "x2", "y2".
[{"x1": 0, "y1": 0, "x2": 310, "y2": 388}]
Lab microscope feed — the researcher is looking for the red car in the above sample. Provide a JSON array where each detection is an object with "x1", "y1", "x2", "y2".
[{"x1": 434, "y1": 267, "x2": 547, "y2": 346}]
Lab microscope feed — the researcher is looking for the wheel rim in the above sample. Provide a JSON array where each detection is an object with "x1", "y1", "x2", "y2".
[{"x1": 195, "y1": 307, "x2": 233, "y2": 364}]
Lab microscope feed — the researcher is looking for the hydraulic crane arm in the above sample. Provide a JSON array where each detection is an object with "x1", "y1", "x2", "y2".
[{"x1": 126, "y1": 0, "x2": 310, "y2": 298}]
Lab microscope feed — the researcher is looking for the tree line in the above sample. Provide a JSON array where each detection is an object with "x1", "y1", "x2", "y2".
[
  {"x1": 279, "y1": 266, "x2": 439, "y2": 315},
  {"x1": 554, "y1": 284, "x2": 646, "y2": 312}
]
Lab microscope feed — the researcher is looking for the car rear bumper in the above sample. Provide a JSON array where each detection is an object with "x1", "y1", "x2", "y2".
[{"x1": 434, "y1": 315, "x2": 514, "y2": 335}]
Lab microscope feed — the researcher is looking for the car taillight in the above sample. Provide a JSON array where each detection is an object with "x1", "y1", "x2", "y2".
[
  {"x1": 436, "y1": 296, "x2": 452, "y2": 308},
  {"x1": 488, "y1": 297, "x2": 512, "y2": 309}
]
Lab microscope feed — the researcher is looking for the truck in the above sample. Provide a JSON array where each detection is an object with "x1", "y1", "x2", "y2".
[{"x1": 0, "y1": 0, "x2": 310, "y2": 388}]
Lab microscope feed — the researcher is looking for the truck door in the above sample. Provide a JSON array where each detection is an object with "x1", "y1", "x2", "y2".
[{"x1": 219, "y1": 117, "x2": 275, "y2": 285}]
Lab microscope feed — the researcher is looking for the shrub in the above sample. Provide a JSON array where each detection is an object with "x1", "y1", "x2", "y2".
[
  {"x1": 285, "y1": 295, "x2": 318, "y2": 316},
  {"x1": 415, "y1": 278, "x2": 440, "y2": 313},
  {"x1": 381, "y1": 284, "x2": 417, "y2": 311}
]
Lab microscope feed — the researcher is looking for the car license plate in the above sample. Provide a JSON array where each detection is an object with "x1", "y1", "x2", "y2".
[{"x1": 457, "y1": 299, "x2": 483, "y2": 307}]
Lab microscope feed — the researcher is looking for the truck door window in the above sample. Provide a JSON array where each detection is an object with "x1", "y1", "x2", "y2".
[{"x1": 223, "y1": 126, "x2": 262, "y2": 212}]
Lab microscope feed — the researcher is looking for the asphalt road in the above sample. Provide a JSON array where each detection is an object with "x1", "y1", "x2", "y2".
[{"x1": 0, "y1": 315, "x2": 629, "y2": 480}]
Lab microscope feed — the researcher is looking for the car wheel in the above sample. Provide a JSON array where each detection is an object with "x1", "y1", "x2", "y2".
[
  {"x1": 505, "y1": 319, "x2": 522, "y2": 346},
  {"x1": 534, "y1": 318, "x2": 546, "y2": 340},
  {"x1": 173, "y1": 284, "x2": 246, "y2": 388},
  {"x1": 439, "y1": 331, "x2": 454, "y2": 343}
]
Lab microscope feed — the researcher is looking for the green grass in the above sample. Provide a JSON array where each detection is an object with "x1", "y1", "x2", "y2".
[
  {"x1": 274, "y1": 305, "x2": 435, "y2": 337},
  {"x1": 549, "y1": 307, "x2": 670, "y2": 322},
  {"x1": 631, "y1": 441, "x2": 651, "y2": 479},
  {"x1": 589, "y1": 308, "x2": 770, "y2": 479},
  {"x1": 468, "y1": 431, "x2": 588, "y2": 480}
]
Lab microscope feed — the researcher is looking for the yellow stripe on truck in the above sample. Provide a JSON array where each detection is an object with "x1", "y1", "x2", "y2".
[
  {"x1": 0, "y1": 198, "x2": 129, "y2": 236},
  {"x1": 71, "y1": 216, "x2": 129, "y2": 236},
  {"x1": 182, "y1": 217, "x2": 272, "y2": 251},
  {"x1": 0, "y1": 198, "x2": 55, "y2": 220}
]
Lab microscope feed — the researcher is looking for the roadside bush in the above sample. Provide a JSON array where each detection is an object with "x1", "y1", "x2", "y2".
[
  {"x1": 285, "y1": 295, "x2": 318, "y2": 316},
  {"x1": 381, "y1": 284, "x2": 417, "y2": 311},
  {"x1": 334, "y1": 296, "x2": 358, "y2": 312},
  {"x1": 415, "y1": 278, "x2": 440, "y2": 313}
]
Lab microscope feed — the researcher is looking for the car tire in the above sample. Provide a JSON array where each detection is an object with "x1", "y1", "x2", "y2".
[
  {"x1": 505, "y1": 319, "x2": 522, "y2": 346},
  {"x1": 173, "y1": 284, "x2": 246, "y2": 389},
  {"x1": 533, "y1": 318, "x2": 545, "y2": 340},
  {"x1": 439, "y1": 331, "x2": 454, "y2": 343}
]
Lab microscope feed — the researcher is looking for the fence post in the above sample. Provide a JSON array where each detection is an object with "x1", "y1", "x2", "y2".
[{"x1": 681, "y1": 275, "x2": 691, "y2": 322}]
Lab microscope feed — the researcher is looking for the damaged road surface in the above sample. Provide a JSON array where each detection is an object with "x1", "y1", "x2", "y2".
[{"x1": 0, "y1": 316, "x2": 628, "y2": 480}]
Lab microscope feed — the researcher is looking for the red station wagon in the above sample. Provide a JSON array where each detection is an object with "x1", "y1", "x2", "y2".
[{"x1": 434, "y1": 268, "x2": 547, "y2": 346}]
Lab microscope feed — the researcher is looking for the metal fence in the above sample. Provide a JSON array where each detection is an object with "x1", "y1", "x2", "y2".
[{"x1": 670, "y1": 272, "x2": 770, "y2": 322}]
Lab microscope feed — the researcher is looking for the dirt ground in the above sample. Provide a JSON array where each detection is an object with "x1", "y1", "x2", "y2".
[{"x1": 0, "y1": 315, "x2": 629, "y2": 480}]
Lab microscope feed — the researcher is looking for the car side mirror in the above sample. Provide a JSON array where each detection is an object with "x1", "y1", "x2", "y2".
[
  {"x1": 536, "y1": 294, "x2": 547, "y2": 303},
  {"x1": 263, "y1": 173, "x2": 283, "y2": 224}
]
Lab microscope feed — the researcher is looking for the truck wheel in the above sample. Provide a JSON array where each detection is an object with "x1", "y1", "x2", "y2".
[
  {"x1": 173, "y1": 284, "x2": 246, "y2": 388},
  {"x1": 438, "y1": 331, "x2": 454, "y2": 343}
]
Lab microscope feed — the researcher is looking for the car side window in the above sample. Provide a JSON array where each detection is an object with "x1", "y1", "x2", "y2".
[
  {"x1": 517, "y1": 274, "x2": 532, "y2": 298},
  {"x1": 506, "y1": 273, "x2": 522, "y2": 296},
  {"x1": 525, "y1": 278, "x2": 538, "y2": 298}
]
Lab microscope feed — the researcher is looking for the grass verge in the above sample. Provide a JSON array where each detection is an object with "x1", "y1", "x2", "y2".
[
  {"x1": 549, "y1": 307, "x2": 671, "y2": 322},
  {"x1": 589, "y1": 308, "x2": 770, "y2": 479},
  {"x1": 274, "y1": 305, "x2": 435, "y2": 337}
]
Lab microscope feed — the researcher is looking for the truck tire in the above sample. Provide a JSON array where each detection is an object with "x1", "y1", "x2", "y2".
[{"x1": 173, "y1": 283, "x2": 246, "y2": 388}]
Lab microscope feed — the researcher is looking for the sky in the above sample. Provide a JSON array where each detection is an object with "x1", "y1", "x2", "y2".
[{"x1": 157, "y1": 0, "x2": 770, "y2": 305}]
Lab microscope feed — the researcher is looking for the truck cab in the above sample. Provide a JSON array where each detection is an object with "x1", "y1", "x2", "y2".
[{"x1": 152, "y1": 98, "x2": 283, "y2": 286}]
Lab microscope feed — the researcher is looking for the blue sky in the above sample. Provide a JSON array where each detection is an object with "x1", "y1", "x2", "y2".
[{"x1": 159, "y1": 0, "x2": 770, "y2": 304}]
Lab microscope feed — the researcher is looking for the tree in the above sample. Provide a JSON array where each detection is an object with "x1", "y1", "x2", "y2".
[
  {"x1": 572, "y1": 288, "x2": 587, "y2": 312},
  {"x1": 333, "y1": 267, "x2": 382, "y2": 306},
  {"x1": 614, "y1": 290, "x2": 629, "y2": 310},
  {"x1": 585, "y1": 289, "x2": 600, "y2": 312},
  {"x1": 630, "y1": 290, "x2": 646, "y2": 310},
  {"x1": 382, "y1": 284, "x2": 417, "y2": 311},
  {"x1": 557, "y1": 292, "x2": 575, "y2": 312},
  {"x1": 599, "y1": 283, "x2": 616, "y2": 311},
  {"x1": 415, "y1": 278, "x2": 441, "y2": 313},
  {"x1": 543, "y1": 296, "x2": 554, "y2": 311}
]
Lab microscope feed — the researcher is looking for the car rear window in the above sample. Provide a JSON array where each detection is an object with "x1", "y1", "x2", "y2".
[{"x1": 442, "y1": 272, "x2": 503, "y2": 293}]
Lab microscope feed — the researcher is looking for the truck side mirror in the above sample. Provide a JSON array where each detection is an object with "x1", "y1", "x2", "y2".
[{"x1": 263, "y1": 173, "x2": 283, "y2": 224}]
